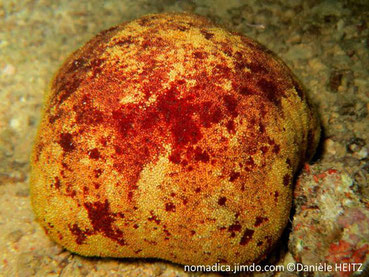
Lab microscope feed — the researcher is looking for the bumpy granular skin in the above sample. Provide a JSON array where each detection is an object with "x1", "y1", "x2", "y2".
[{"x1": 30, "y1": 13, "x2": 320, "y2": 265}]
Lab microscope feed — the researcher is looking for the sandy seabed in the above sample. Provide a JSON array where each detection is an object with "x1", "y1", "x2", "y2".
[{"x1": 0, "y1": 0, "x2": 368, "y2": 276}]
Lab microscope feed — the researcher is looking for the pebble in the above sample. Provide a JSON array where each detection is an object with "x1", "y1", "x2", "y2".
[
  {"x1": 285, "y1": 44, "x2": 314, "y2": 60},
  {"x1": 324, "y1": 138, "x2": 346, "y2": 158},
  {"x1": 2, "y1": 64, "x2": 16, "y2": 76},
  {"x1": 354, "y1": 147, "x2": 368, "y2": 160},
  {"x1": 7, "y1": 229, "x2": 24, "y2": 243}
]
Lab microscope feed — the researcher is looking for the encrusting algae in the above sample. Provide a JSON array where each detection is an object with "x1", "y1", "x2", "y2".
[{"x1": 30, "y1": 13, "x2": 320, "y2": 265}]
